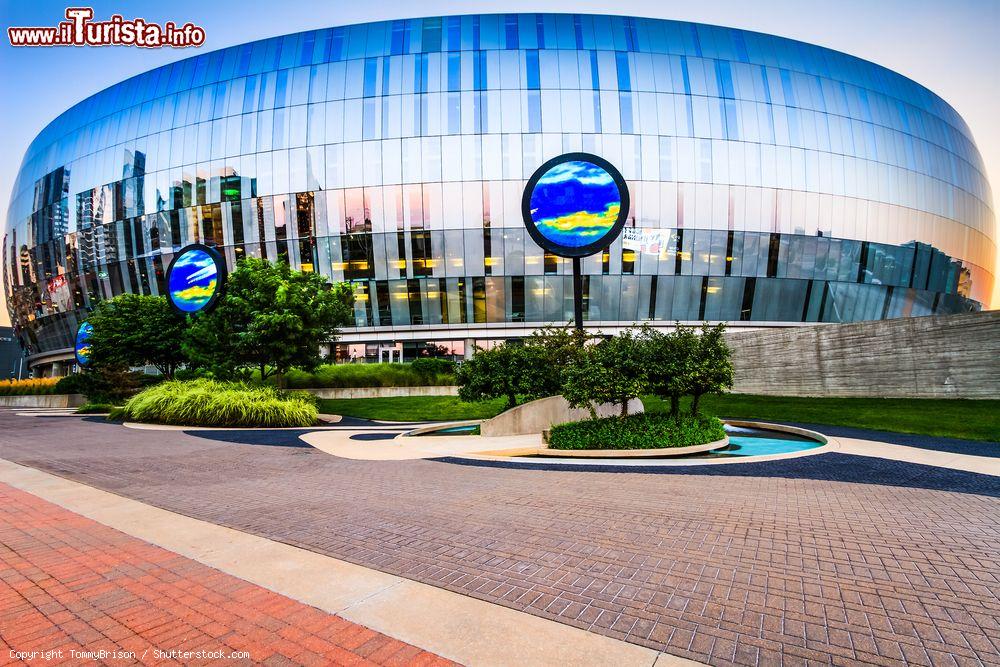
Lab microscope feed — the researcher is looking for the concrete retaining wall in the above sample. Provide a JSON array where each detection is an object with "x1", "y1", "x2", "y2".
[
  {"x1": 480, "y1": 395, "x2": 644, "y2": 437},
  {"x1": 306, "y1": 385, "x2": 459, "y2": 400},
  {"x1": 726, "y1": 311, "x2": 1000, "y2": 398},
  {"x1": 0, "y1": 393, "x2": 85, "y2": 408}
]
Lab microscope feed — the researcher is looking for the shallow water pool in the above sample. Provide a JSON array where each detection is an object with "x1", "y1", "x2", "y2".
[
  {"x1": 418, "y1": 424, "x2": 480, "y2": 436},
  {"x1": 410, "y1": 421, "x2": 824, "y2": 459},
  {"x1": 708, "y1": 424, "x2": 823, "y2": 457}
]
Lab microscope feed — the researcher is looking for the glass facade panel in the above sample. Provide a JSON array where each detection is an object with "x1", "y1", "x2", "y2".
[{"x1": 3, "y1": 13, "x2": 994, "y2": 358}]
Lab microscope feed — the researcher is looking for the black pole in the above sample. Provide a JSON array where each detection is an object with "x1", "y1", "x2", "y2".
[{"x1": 572, "y1": 257, "x2": 584, "y2": 331}]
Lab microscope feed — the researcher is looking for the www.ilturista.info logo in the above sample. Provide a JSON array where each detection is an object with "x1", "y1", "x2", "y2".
[{"x1": 8, "y1": 7, "x2": 206, "y2": 48}]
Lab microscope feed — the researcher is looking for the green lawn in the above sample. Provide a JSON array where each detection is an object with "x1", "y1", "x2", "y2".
[
  {"x1": 317, "y1": 396, "x2": 506, "y2": 422},
  {"x1": 318, "y1": 393, "x2": 999, "y2": 441},
  {"x1": 642, "y1": 394, "x2": 1000, "y2": 442}
]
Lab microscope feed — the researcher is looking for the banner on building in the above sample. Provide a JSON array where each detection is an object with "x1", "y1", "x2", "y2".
[{"x1": 622, "y1": 228, "x2": 673, "y2": 255}]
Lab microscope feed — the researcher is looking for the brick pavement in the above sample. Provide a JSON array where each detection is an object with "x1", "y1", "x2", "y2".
[
  {"x1": 1, "y1": 412, "x2": 999, "y2": 665},
  {"x1": 0, "y1": 481, "x2": 455, "y2": 666}
]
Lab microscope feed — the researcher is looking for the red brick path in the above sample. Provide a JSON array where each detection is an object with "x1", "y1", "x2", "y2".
[{"x1": 0, "y1": 483, "x2": 456, "y2": 666}]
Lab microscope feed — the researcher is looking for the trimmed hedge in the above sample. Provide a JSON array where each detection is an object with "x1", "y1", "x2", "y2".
[
  {"x1": 277, "y1": 361, "x2": 455, "y2": 389},
  {"x1": 0, "y1": 378, "x2": 59, "y2": 396},
  {"x1": 548, "y1": 413, "x2": 726, "y2": 450},
  {"x1": 121, "y1": 379, "x2": 318, "y2": 427},
  {"x1": 54, "y1": 374, "x2": 88, "y2": 395}
]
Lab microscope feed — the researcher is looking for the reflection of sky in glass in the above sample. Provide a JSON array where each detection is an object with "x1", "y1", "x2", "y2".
[
  {"x1": 169, "y1": 249, "x2": 219, "y2": 312},
  {"x1": 529, "y1": 161, "x2": 621, "y2": 248},
  {"x1": 75, "y1": 322, "x2": 92, "y2": 365}
]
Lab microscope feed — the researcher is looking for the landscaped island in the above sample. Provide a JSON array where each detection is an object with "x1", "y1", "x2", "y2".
[
  {"x1": 454, "y1": 323, "x2": 735, "y2": 450},
  {"x1": 316, "y1": 394, "x2": 1000, "y2": 443}
]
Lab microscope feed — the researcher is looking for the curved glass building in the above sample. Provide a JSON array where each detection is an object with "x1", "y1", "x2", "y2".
[{"x1": 4, "y1": 13, "x2": 996, "y2": 369}]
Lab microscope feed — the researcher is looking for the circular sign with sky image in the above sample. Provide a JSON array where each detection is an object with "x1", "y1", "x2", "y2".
[
  {"x1": 74, "y1": 321, "x2": 93, "y2": 366},
  {"x1": 166, "y1": 244, "x2": 226, "y2": 314},
  {"x1": 522, "y1": 153, "x2": 630, "y2": 258}
]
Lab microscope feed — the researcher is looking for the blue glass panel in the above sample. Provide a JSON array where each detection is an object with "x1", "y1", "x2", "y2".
[
  {"x1": 525, "y1": 50, "x2": 540, "y2": 90},
  {"x1": 615, "y1": 52, "x2": 631, "y2": 91},
  {"x1": 504, "y1": 15, "x2": 519, "y2": 49},
  {"x1": 363, "y1": 58, "x2": 378, "y2": 97},
  {"x1": 447, "y1": 53, "x2": 461, "y2": 92}
]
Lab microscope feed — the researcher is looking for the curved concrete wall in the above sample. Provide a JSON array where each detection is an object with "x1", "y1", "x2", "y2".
[
  {"x1": 0, "y1": 394, "x2": 85, "y2": 408},
  {"x1": 480, "y1": 396, "x2": 644, "y2": 437}
]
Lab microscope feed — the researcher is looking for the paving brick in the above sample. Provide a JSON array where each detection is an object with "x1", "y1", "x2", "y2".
[
  {"x1": 1, "y1": 412, "x2": 998, "y2": 666},
  {"x1": 0, "y1": 483, "x2": 456, "y2": 667}
]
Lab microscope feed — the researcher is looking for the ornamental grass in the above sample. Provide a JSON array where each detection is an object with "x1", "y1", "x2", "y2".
[
  {"x1": 0, "y1": 377, "x2": 60, "y2": 396},
  {"x1": 121, "y1": 379, "x2": 318, "y2": 428},
  {"x1": 279, "y1": 360, "x2": 455, "y2": 389}
]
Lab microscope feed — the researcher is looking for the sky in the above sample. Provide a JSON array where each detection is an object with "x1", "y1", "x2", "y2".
[{"x1": 1, "y1": 0, "x2": 998, "y2": 326}]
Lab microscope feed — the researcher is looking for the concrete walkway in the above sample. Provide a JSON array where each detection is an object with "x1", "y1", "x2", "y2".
[
  {"x1": 834, "y1": 437, "x2": 1000, "y2": 476},
  {"x1": 1, "y1": 408, "x2": 997, "y2": 666},
  {"x1": 0, "y1": 458, "x2": 688, "y2": 667}
]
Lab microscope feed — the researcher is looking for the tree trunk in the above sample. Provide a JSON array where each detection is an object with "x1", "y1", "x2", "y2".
[
  {"x1": 620, "y1": 399, "x2": 629, "y2": 418},
  {"x1": 506, "y1": 393, "x2": 517, "y2": 411},
  {"x1": 669, "y1": 394, "x2": 680, "y2": 418},
  {"x1": 691, "y1": 393, "x2": 701, "y2": 416}
]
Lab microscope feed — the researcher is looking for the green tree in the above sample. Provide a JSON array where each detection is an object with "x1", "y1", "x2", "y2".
[
  {"x1": 562, "y1": 330, "x2": 648, "y2": 418},
  {"x1": 87, "y1": 294, "x2": 187, "y2": 378},
  {"x1": 525, "y1": 324, "x2": 591, "y2": 370},
  {"x1": 687, "y1": 323, "x2": 734, "y2": 415},
  {"x1": 456, "y1": 342, "x2": 554, "y2": 410},
  {"x1": 643, "y1": 324, "x2": 698, "y2": 418},
  {"x1": 183, "y1": 258, "x2": 354, "y2": 385}
]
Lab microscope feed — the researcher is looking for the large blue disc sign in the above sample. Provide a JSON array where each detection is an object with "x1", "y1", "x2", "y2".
[
  {"x1": 522, "y1": 153, "x2": 630, "y2": 258},
  {"x1": 74, "y1": 322, "x2": 93, "y2": 366},
  {"x1": 166, "y1": 244, "x2": 226, "y2": 314}
]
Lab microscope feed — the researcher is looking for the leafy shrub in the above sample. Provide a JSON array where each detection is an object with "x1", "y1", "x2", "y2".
[
  {"x1": 182, "y1": 257, "x2": 354, "y2": 382},
  {"x1": 456, "y1": 342, "x2": 558, "y2": 410},
  {"x1": 67, "y1": 368, "x2": 142, "y2": 404},
  {"x1": 121, "y1": 379, "x2": 318, "y2": 427},
  {"x1": 561, "y1": 330, "x2": 648, "y2": 418},
  {"x1": 525, "y1": 325, "x2": 590, "y2": 369},
  {"x1": 277, "y1": 362, "x2": 455, "y2": 389},
  {"x1": 75, "y1": 403, "x2": 117, "y2": 414},
  {"x1": 55, "y1": 374, "x2": 88, "y2": 395},
  {"x1": 0, "y1": 378, "x2": 59, "y2": 396},
  {"x1": 409, "y1": 357, "x2": 455, "y2": 378},
  {"x1": 547, "y1": 413, "x2": 726, "y2": 450},
  {"x1": 644, "y1": 323, "x2": 733, "y2": 416},
  {"x1": 86, "y1": 294, "x2": 187, "y2": 378},
  {"x1": 174, "y1": 367, "x2": 212, "y2": 381}
]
